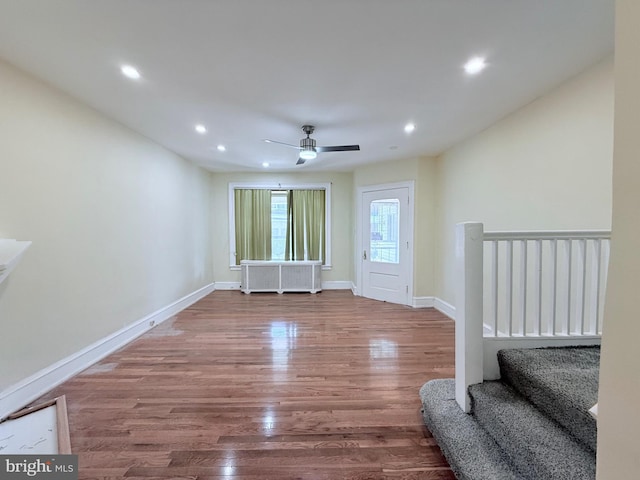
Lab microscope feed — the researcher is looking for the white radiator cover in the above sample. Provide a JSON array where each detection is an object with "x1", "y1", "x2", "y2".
[{"x1": 240, "y1": 260, "x2": 322, "y2": 294}]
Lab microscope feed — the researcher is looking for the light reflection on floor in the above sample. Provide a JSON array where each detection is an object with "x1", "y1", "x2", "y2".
[
  {"x1": 369, "y1": 338, "x2": 398, "y2": 359},
  {"x1": 221, "y1": 451, "x2": 235, "y2": 479},
  {"x1": 369, "y1": 339, "x2": 399, "y2": 387},
  {"x1": 270, "y1": 321, "x2": 298, "y2": 382},
  {"x1": 262, "y1": 406, "x2": 276, "y2": 434}
]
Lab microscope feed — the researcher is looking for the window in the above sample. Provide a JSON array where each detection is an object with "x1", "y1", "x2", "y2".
[
  {"x1": 229, "y1": 183, "x2": 331, "y2": 268},
  {"x1": 271, "y1": 191, "x2": 288, "y2": 260}
]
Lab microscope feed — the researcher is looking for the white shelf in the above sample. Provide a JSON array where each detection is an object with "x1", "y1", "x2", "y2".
[{"x1": 0, "y1": 239, "x2": 32, "y2": 286}]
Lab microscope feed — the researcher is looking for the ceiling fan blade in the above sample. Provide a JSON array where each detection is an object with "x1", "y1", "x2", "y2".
[
  {"x1": 264, "y1": 139, "x2": 300, "y2": 149},
  {"x1": 296, "y1": 157, "x2": 306, "y2": 165},
  {"x1": 317, "y1": 145, "x2": 360, "y2": 152}
]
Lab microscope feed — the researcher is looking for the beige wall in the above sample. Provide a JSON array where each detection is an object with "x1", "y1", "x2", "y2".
[
  {"x1": 353, "y1": 157, "x2": 438, "y2": 297},
  {"x1": 597, "y1": 0, "x2": 640, "y2": 476},
  {"x1": 435, "y1": 57, "x2": 614, "y2": 306},
  {"x1": 210, "y1": 172, "x2": 353, "y2": 285},
  {"x1": 0, "y1": 59, "x2": 213, "y2": 391}
]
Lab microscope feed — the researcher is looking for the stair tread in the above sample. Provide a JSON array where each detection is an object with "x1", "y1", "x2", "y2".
[
  {"x1": 470, "y1": 380, "x2": 595, "y2": 480},
  {"x1": 498, "y1": 346, "x2": 598, "y2": 452},
  {"x1": 419, "y1": 379, "x2": 525, "y2": 480}
]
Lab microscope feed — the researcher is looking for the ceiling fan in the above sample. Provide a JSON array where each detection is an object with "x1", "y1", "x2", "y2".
[{"x1": 264, "y1": 125, "x2": 360, "y2": 165}]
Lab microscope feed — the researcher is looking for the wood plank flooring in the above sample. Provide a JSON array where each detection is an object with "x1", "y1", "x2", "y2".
[{"x1": 39, "y1": 290, "x2": 456, "y2": 479}]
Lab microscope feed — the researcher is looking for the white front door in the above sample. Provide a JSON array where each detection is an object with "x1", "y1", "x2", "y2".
[{"x1": 361, "y1": 186, "x2": 412, "y2": 305}]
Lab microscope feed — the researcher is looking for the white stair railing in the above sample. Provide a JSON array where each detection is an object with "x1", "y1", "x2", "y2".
[
  {"x1": 455, "y1": 222, "x2": 610, "y2": 412},
  {"x1": 483, "y1": 231, "x2": 610, "y2": 338}
]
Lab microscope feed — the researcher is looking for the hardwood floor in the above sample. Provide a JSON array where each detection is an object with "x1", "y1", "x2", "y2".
[{"x1": 40, "y1": 290, "x2": 456, "y2": 479}]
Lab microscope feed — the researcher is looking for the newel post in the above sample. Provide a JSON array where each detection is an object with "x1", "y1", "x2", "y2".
[{"x1": 455, "y1": 222, "x2": 484, "y2": 412}]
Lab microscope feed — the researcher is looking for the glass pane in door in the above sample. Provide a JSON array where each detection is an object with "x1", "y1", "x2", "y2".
[{"x1": 370, "y1": 198, "x2": 400, "y2": 263}]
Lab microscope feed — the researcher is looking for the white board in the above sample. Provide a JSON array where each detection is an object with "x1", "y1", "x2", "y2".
[
  {"x1": 0, "y1": 405, "x2": 58, "y2": 454},
  {"x1": 0, "y1": 396, "x2": 71, "y2": 454}
]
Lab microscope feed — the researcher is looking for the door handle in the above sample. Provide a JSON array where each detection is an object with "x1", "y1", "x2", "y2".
[{"x1": 363, "y1": 250, "x2": 367, "y2": 260}]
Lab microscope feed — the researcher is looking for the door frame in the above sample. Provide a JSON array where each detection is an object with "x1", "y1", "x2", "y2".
[{"x1": 355, "y1": 181, "x2": 415, "y2": 306}]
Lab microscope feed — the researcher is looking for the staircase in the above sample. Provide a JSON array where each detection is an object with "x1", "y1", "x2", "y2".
[{"x1": 420, "y1": 346, "x2": 599, "y2": 480}]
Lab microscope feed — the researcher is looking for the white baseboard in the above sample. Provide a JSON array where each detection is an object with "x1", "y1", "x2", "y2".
[
  {"x1": 322, "y1": 281, "x2": 352, "y2": 290},
  {"x1": 351, "y1": 282, "x2": 359, "y2": 296},
  {"x1": 412, "y1": 296, "x2": 435, "y2": 308},
  {"x1": 214, "y1": 281, "x2": 241, "y2": 290},
  {"x1": 0, "y1": 282, "x2": 215, "y2": 420},
  {"x1": 434, "y1": 297, "x2": 456, "y2": 320}
]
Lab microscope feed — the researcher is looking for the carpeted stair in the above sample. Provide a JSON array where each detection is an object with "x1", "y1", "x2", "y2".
[
  {"x1": 420, "y1": 346, "x2": 599, "y2": 480},
  {"x1": 498, "y1": 346, "x2": 599, "y2": 453},
  {"x1": 419, "y1": 380, "x2": 524, "y2": 480}
]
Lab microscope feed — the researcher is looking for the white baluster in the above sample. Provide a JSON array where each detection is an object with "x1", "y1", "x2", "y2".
[
  {"x1": 492, "y1": 240, "x2": 499, "y2": 337},
  {"x1": 580, "y1": 239, "x2": 588, "y2": 335},
  {"x1": 565, "y1": 239, "x2": 572, "y2": 335},
  {"x1": 535, "y1": 239, "x2": 542, "y2": 336},
  {"x1": 551, "y1": 239, "x2": 558, "y2": 336},
  {"x1": 520, "y1": 240, "x2": 528, "y2": 336},
  {"x1": 506, "y1": 240, "x2": 513, "y2": 337}
]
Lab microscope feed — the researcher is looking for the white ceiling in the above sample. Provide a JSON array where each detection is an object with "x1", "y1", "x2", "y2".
[{"x1": 0, "y1": 1, "x2": 614, "y2": 172}]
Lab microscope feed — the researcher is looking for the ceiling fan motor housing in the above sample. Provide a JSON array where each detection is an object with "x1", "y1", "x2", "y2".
[
  {"x1": 300, "y1": 136, "x2": 317, "y2": 151},
  {"x1": 300, "y1": 125, "x2": 317, "y2": 153}
]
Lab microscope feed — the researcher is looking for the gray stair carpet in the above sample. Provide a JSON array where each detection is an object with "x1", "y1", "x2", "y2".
[
  {"x1": 470, "y1": 380, "x2": 595, "y2": 480},
  {"x1": 497, "y1": 346, "x2": 599, "y2": 452},
  {"x1": 419, "y1": 379, "x2": 524, "y2": 480}
]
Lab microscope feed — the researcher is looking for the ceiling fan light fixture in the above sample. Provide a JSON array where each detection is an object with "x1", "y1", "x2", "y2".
[
  {"x1": 120, "y1": 64, "x2": 141, "y2": 80},
  {"x1": 299, "y1": 147, "x2": 317, "y2": 161},
  {"x1": 464, "y1": 56, "x2": 487, "y2": 75}
]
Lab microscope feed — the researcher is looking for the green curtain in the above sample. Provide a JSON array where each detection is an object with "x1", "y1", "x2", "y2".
[
  {"x1": 234, "y1": 189, "x2": 272, "y2": 264},
  {"x1": 285, "y1": 189, "x2": 325, "y2": 262},
  {"x1": 304, "y1": 189, "x2": 325, "y2": 262}
]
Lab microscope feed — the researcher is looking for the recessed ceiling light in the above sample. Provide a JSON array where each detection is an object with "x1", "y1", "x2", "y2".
[
  {"x1": 120, "y1": 65, "x2": 141, "y2": 80},
  {"x1": 217, "y1": 145, "x2": 226, "y2": 152},
  {"x1": 195, "y1": 124, "x2": 207, "y2": 134},
  {"x1": 262, "y1": 162, "x2": 270, "y2": 168},
  {"x1": 404, "y1": 123, "x2": 416, "y2": 134},
  {"x1": 464, "y1": 56, "x2": 487, "y2": 75}
]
